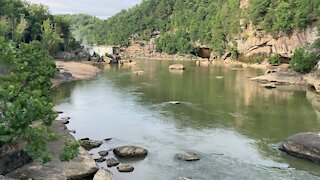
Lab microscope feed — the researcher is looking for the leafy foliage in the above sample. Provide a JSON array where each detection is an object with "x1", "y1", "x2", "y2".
[
  {"x1": 268, "y1": 55, "x2": 281, "y2": 65},
  {"x1": 289, "y1": 48, "x2": 318, "y2": 73},
  {"x1": 59, "y1": 140, "x2": 80, "y2": 162},
  {"x1": 0, "y1": 38, "x2": 58, "y2": 161}
]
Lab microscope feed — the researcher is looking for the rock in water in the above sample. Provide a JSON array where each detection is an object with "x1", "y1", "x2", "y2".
[
  {"x1": 169, "y1": 64, "x2": 185, "y2": 70},
  {"x1": 169, "y1": 101, "x2": 181, "y2": 105},
  {"x1": 117, "y1": 165, "x2": 134, "y2": 173},
  {"x1": 95, "y1": 157, "x2": 106, "y2": 163},
  {"x1": 81, "y1": 139, "x2": 103, "y2": 151},
  {"x1": 106, "y1": 158, "x2": 120, "y2": 167},
  {"x1": 113, "y1": 146, "x2": 148, "y2": 158},
  {"x1": 279, "y1": 132, "x2": 320, "y2": 162},
  {"x1": 98, "y1": 150, "x2": 109, "y2": 157},
  {"x1": 176, "y1": 177, "x2": 192, "y2": 180},
  {"x1": 177, "y1": 152, "x2": 200, "y2": 161},
  {"x1": 93, "y1": 168, "x2": 114, "y2": 180}
]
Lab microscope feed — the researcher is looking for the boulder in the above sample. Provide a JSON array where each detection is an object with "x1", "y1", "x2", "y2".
[
  {"x1": 98, "y1": 151, "x2": 109, "y2": 157},
  {"x1": 279, "y1": 132, "x2": 320, "y2": 162},
  {"x1": 169, "y1": 64, "x2": 185, "y2": 70},
  {"x1": 113, "y1": 146, "x2": 148, "y2": 158},
  {"x1": 81, "y1": 139, "x2": 103, "y2": 151},
  {"x1": 106, "y1": 158, "x2": 120, "y2": 167},
  {"x1": 63, "y1": 147, "x2": 99, "y2": 179},
  {"x1": 93, "y1": 168, "x2": 114, "y2": 180},
  {"x1": 117, "y1": 165, "x2": 134, "y2": 173},
  {"x1": 95, "y1": 157, "x2": 106, "y2": 163},
  {"x1": 177, "y1": 152, "x2": 200, "y2": 161}
]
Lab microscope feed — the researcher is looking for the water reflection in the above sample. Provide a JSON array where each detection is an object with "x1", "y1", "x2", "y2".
[{"x1": 52, "y1": 60, "x2": 320, "y2": 179}]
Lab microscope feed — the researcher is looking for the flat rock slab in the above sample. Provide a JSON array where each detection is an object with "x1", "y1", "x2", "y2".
[
  {"x1": 6, "y1": 162, "x2": 67, "y2": 180},
  {"x1": 106, "y1": 158, "x2": 120, "y2": 167},
  {"x1": 279, "y1": 132, "x2": 320, "y2": 162},
  {"x1": 113, "y1": 146, "x2": 148, "y2": 158},
  {"x1": 81, "y1": 139, "x2": 103, "y2": 151},
  {"x1": 93, "y1": 168, "x2": 114, "y2": 180},
  {"x1": 177, "y1": 152, "x2": 200, "y2": 161},
  {"x1": 117, "y1": 165, "x2": 134, "y2": 173}
]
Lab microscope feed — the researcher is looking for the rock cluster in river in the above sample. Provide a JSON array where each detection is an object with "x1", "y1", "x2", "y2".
[{"x1": 81, "y1": 138, "x2": 103, "y2": 151}]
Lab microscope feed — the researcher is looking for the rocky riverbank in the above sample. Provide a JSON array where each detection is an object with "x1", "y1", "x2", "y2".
[{"x1": 53, "y1": 60, "x2": 101, "y2": 87}]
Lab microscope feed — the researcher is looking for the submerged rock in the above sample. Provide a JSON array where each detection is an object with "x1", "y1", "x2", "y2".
[
  {"x1": 113, "y1": 146, "x2": 148, "y2": 158},
  {"x1": 169, "y1": 64, "x2": 185, "y2": 70},
  {"x1": 117, "y1": 165, "x2": 134, "y2": 173},
  {"x1": 81, "y1": 139, "x2": 103, "y2": 151},
  {"x1": 279, "y1": 132, "x2": 320, "y2": 162},
  {"x1": 98, "y1": 150, "x2": 109, "y2": 157},
  {"x1": 177, "y1": 152, "x2": 200, "y2": 161},
  {"x1": 106, "y1": 158, "x2": 120, "y2": 167},
  {"x1": 93, "y1": 168, "x2": 114, "y2": 180}
]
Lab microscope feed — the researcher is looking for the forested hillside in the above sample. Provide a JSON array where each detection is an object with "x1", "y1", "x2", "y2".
[{"x1": 65, "y1": 0, "x2": 320, "y2": 55}]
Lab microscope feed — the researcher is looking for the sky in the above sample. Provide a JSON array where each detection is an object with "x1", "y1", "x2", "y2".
[{"x1": 27, "y1": 0, "x2": 142, "y2": 19}]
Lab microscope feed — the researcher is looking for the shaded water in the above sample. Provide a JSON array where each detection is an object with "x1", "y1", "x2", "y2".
[{"x1": 52, "y1": 60, "x2": 320, "y2": 180}]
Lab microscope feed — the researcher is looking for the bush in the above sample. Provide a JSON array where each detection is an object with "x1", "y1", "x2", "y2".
[
  {"x1": 253, "y1": 56, "x2": 263, "y2": 64},
  {"x1": 268, "y1": 55, "x2": 281, "y2": 65},
  {"x1": 290, "y1": 48, "x2": 318, "y2": 73},
  {"x1": 60, "y1": 140, "x2": 80, "y2": 161}
]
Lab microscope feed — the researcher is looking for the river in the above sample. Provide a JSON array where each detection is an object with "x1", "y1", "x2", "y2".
[{"x1": 52, "y1": 60, "x2": 320, "y2": 180}]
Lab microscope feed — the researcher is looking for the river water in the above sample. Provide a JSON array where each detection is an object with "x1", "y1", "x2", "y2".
[{"x1": 52, "y1": 60, "x2": 320, "y2": 180}]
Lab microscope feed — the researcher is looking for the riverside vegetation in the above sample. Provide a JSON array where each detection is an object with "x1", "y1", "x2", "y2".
[{"x1": 0, "y1": 0, "x2": 81, "y2": 163}]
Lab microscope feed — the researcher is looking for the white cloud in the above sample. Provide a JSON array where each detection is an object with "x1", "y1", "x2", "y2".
[{"x1": 27, "y1": 0, "x2": 142, "y2": 19}]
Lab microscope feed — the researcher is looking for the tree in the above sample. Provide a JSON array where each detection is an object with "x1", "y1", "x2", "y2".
[
  {"x1": 14, "y1": 16, "x2": 28, "y2": 43},
  {"x1": 0, "y1": 17, "x2": 10, "y2": 38},
  {"x1": 0, "y1": 38, "x2": 58, "y2": 161},
  {"x1": 41, "y1": 18, "x2": 62, "y2": 54}
]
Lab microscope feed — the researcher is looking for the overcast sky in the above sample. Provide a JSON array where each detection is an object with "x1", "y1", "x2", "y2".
[{"x1": 27, "y1": 0, "x2": 142, "y2": 19}]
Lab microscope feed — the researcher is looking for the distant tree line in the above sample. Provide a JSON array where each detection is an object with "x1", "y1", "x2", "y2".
[{"x1": 63, "y1": 0, "x2": 320, "y2": 56}]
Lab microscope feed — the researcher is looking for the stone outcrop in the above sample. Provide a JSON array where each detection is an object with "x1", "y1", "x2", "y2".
[
  {"x1": 279, "y1": 132, "x2": 320, "y2": 162},
  {"x1": 106, "y1": 158, "x2": 120, "y2": 167},
  {"x1": 93, "y1": 168, "x2": 114, "y2": 180},
  {"x1": 113, "y1": 146, "x2": 148, "y2": 158},
  {"x1": 237, "y1": 23, "x2": 318, "y2": 58},
  {"x1": 5, "y1": 121, "x2": 98, "y2": 180}
]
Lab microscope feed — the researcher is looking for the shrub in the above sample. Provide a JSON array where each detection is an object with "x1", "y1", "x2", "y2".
[
  {"x1": 290, "y1": 48, "x2": 318, "y2": 73},
  {"x1": 60, "y1": 140, "x2": 80, "y2": 161},
  {"x1": 253, "y1": 56, "x2": 263, "y2": 64},
  {"x1": 268, "y1": 55, "x2": 281, "y2": 65}
]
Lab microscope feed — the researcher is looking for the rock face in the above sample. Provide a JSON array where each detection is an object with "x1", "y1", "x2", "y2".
[
  {"x1": 93, "y1": 168, "x2": 114, "y2": 180},
  {"x1": 177, "y1": 152, "x2": 200, "y2": 161},
  {"x1": 106, "y1": 158, "x2": 120, "y2": 167},
  {"x1": 169, "y1": 64, "x2": 185, "y2": 70},
  {"x1": 279, "y1": 132, "x2": 320, "y2": 162},
  {"x1": 113, "y1": 146, "x2": 148, "y2": 158},
  {"x1": 81, "y1": 139, "x2": 103, "y2": 151},
  {"x1": 237, "y1": 23, "x2": 318, "y2": 58},
  {"x1": 251, "y1": 69, "x2": 306, "y2": 85},
  {"x1": 117, "y1": 165, "x2": 134, "y2": 173}
]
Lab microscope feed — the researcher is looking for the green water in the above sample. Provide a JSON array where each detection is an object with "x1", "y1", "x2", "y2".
[{"x1": 52, "y1": 60, "x2": 320, "y2": 180}]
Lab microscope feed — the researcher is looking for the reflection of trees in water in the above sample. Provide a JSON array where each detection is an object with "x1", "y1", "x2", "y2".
[{"x1": 51, "y1": 81, "x2": 79, "y2": 104}]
